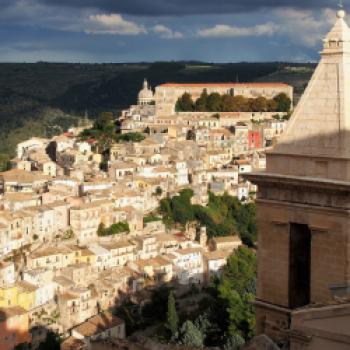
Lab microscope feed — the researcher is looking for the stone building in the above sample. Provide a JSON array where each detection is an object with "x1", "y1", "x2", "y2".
[
  {"x1": 246, "y1": 9, "x2": 350, "y2": 350},
  {"x1": 16, "y1": 137, "x2": 49, "y2": 160},
  {"x1": 58, "y1": 287, "x2": 98, "y2": 331},
  {"x1": 70, "y1": 202, "x2": 101, "y2": 244},
  {"x1": 155, "y1": 82, "x2": 293, "y2": 115},
  {"x1": 71, "y1": 312, "x2": 125, "y2": 350},
  {"x1": 0, "y1": 306, "x2": 31, "y2": 350}
]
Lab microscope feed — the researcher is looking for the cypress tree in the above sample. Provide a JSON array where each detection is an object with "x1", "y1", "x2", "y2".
[{"x1": 166, "y1": 291, "x2": 179, "y2": 338}]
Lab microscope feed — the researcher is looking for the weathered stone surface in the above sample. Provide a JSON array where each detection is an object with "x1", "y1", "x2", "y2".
[{"x1": 267, "y1": 10, "x2": 350, "y2": 181}]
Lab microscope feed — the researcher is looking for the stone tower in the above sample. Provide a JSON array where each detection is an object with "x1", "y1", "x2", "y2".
[
  {"x1": 198, "y1": 226, "x2": 207, "y2": 247},
  {"x1": 246, "y1": 9, "x2": 350, "y2": 344}
]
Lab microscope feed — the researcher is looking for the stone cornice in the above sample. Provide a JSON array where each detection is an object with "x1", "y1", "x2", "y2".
[
  {"x1": 244, "y1": 171, "x2": 350, "y2": 193},
  {"x1": 255, "y1": 198, "x2": 350, "y2": 217},
  {"x1": 266, "y1": 151, "x2": 350, "y2": 161}
]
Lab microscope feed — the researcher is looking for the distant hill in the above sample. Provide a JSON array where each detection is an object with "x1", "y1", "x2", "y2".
[{"x1": 0, "y1": 62, "x2": 315, "y2": 156}]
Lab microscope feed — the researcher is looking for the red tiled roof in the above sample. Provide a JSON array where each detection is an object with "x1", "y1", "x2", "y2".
[
  {"x1": 175, "y1": 232, "x2": 185, "y2": 238},
  {"x1": 86, "y1": 138, "x2": 97, "y2": 145},
  {"x1": 159, "y1": 82, "x2": 290, "y2": 87}
]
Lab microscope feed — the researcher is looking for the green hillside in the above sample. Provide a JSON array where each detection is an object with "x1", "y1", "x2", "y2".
[{"x1": 0, "y1": 62, "x2": 315, "y2": 157}]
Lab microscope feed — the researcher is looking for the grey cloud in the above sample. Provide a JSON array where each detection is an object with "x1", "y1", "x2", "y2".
[{"x1": 34, "y1": 0, "x2": 334, "y2": 16}]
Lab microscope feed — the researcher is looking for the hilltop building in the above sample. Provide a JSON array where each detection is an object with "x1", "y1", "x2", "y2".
[
  {"x1": 246, "y1": 8, "x2": 350, "y2": 349},
  {"x1": 154, "y1": 82, "x2": 293, "y2": 115}
]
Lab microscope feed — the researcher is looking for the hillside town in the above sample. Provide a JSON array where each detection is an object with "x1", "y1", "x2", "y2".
[
  {"x1": 0, "y1": 80, "x2": 292, "y2": 350},
  {"x1": 3, "y1": 0, "x2": 350, "y2": 348}
]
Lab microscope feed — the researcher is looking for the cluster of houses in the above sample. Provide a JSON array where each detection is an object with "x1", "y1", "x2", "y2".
[{"x1": 0, "y1": 80, "x2": 292, "y2": 349}]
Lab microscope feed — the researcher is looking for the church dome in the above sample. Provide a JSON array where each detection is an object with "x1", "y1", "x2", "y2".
[{"x1": 138, "y1": 79, "x2": 154, "y2": 105}]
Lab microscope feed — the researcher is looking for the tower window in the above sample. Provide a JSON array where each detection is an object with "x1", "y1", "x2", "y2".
[{"x1": 289, "y1": 223, "x2": 311, "y2": 308}]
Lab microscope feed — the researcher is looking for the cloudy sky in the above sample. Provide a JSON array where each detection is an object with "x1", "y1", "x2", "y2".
[{"x1": 0, "y1": 0, "x2": 343, "y2": 63}]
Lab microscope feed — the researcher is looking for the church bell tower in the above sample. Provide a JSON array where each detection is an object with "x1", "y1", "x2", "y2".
[{"x1": 246, "y1": 8, "x2": 350, "y2": 343}]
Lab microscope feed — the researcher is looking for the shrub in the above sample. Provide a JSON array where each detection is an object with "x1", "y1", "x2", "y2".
[
  {"x1": 97, "y1": 222, "x2": 130, "y2": 236},
  {"x1": 116, "y1": 132, "x2": 145, "y2": 143}
]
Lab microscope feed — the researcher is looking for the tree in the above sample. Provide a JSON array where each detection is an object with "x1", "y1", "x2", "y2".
[
  {"x1": 221, "y1": 95, "x2": 236, "y2": 112},
  {"x1": 94, "y1": 111, "x2": 114, "y2": 130},
  {"x1": 188, "y1": 92, "x2": 290, "y2": 113},
  {"x1": 116, "y1": 132, "x2": 145, "y2": 143},
  {"x1": 159, "y1": 191, "x2": 256, "y2": 246},
  {"x1": 160, "y1": 197, "x2": 174, "y2": 227},
  {"x1": 0, "y1": 154, "x2": 10, "y2": 172},
  {"x1": 143, "y1": 214, "x2": 161, "y2": 225},
  {"x1": 223, "y1": 333, "x2": 245, "y2": 350},
  {"x1": 171, "y1": 189, "x2": 195, "y2": 224},
  {"x1": 249, "y1": 97, "x2": 267, "y2": 112},
  {"x1": 160, "y1": 197, "x2": 172, "y2": 217},
  {"x1": 194, "y1": 312, "x2": 211, "y2": 339},
  {"x1": 80, "y1": 111, "x2": 116, "y2": 152},
  {"x1": 179, "y1": 320, "x2": 204, "y2": 348},
  {"x1": 99, "y1": 111, "x2": 114, "y2": 125},
  {"x1": 155, "y1": 186, "x2": 163, "y2": 196},
  {"x1": 176, "y1": 93, "x2": 194, "y2": 112},
  {"x1": 142, "y1": 286, "x2": 172, "y2": 322},
  {"x1": 273, "y1": 93, "x2": 291, "y2": 112},
  {"x1": 266, "y1": 99, "x2": 277, "y2": 112},
  {"x1": 207, "y1": 92, "x2": 222, "y2": 112},
  {"x1": 97, "y1": 223, "x2": 106, "y2": 236},
  {"x1": 195, "y1": 89, "x2": 208, "y2": 111},
  {"x1": 283, "y1": 112, "x2": 292, "y2": 120},
  {"x1": 166, "y1": 291, "x2": 179, "y2": 338},
  {"x1": 215, "y1": 247, "x2": 257, "y2": 340},
  {"x1": 97, "y1": 222, "x2": 130, "y2": 236},
  {"x1": 38, "y1": 331, "x2": 60, "y2": 350},
  {"x1": 108, "y1": 222, "x2": 130, "y2": 235},
  {"x1": 232, "y1": 96, "x2": 249, "y2": 112}
]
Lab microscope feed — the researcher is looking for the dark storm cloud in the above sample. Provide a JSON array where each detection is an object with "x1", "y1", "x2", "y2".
[
  {"x1": 36, "y1": 0, "x2": 334, "y2": 16},
  {"x1": 0, "y1": 0, "x2": 339, "y2": 62}
]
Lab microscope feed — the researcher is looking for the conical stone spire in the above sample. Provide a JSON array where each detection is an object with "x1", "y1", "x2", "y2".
[
  {"x1": 267, "y1": 9, "x2": 350, "y2": 180},
  {"x1": 323, "y1": 9, "x2": 350, "y2": 49}
]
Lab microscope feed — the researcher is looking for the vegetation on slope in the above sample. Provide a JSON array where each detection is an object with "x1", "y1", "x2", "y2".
[
  {"x1": 0, "y1": 109, "x2": 82, "y2": 156},
  {"x1": 212, "y1": 247, "x2": 257, "y2": 340},
  {"x1": 97, "y1": 222, "x2": 130, "y2": 236},
  {"x1": 160, "y1": 189, "x2": 257, "y2": 247},
  {"x1": 79, "y1": 112, "x2": 145, "y2": 153},
  {"x1": 171, "y1": 247, "x2": 256, "y2": 347},
  {"x1": 115, "y1": 246, "x2": 256, "y2": 348}
]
